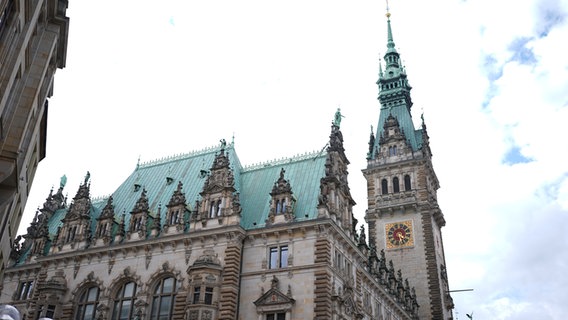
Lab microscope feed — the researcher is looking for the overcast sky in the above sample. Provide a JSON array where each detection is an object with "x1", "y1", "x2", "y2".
[{"x1": 20, "y1": 0, "x2": 568, "y2": 319}]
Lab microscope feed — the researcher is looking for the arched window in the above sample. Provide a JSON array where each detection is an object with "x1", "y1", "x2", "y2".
[
  {"x1": 75, "y1": 286, "x2": 99, "y2": 320},
  {"x1": 404, "y1": 174, "x2": 411, "y2": 191},
  {"x1": 275, "y1": 200, "x2": 281, "y2": 214},
  {"x1": 381, "y1": 179, "x2": 388, "y2": 195},
  {"x1": 281, "y1": 199, "x2": 286, "y2": 213},
  {"x1": 150, "y1": 277, "x2": 176, "y2": 320},
  {"x1": 393, "y1": 177, "x2": 400, "y2": 193},
  {"x1": 112, "y1": 281, "x2": 137, "y2": 320}
]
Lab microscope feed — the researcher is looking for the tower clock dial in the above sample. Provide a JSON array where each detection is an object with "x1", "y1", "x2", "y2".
[{"x1": 385, "y1": 220, "x2": 414, "y2": 249}]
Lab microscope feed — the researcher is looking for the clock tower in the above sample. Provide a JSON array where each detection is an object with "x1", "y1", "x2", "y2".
[{"x1": 363, "y1": 11, "x2": 454, "y2": 320}]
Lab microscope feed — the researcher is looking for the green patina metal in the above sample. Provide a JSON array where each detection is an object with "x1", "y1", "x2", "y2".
[
  {"x1": 372, "y1": 14, "x2": 423, "y2": 158},
  {"x1": 37, "y1": 143, "x2": 327, "y2": 252}
]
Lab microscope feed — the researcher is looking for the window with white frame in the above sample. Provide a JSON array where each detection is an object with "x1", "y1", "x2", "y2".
[
  {"x1": 16, "y1": 280, "x2": 34, "y2": 300},
  {"x1": 269, "y1": 245, "x2": 288, "y2": 269}
]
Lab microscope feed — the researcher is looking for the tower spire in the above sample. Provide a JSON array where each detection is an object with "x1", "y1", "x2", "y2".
[
  {"x1": 386, "y1": 2, "x2": 395, "y2": 53},
  {"x1": 370, "y1": 3, "x2": 416, "y2": 159},
  {"x1": 364, "y1": 4, "x2": 454, "y2": 319}
]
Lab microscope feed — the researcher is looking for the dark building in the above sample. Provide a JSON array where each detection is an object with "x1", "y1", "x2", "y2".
[{"x1": 0, "y1": 0, "x2": 70, "y2": 286}]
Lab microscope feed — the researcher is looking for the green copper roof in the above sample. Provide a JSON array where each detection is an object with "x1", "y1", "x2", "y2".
[
  {"x1": 41, "y1": 144, "x2": 327, "y2": 240},
  {"x1": 240, "y1": 152, "x2": 326, "y2": 229},
  {"x1": 372, "y1": 14, "x2": 422, "y2": 156}
]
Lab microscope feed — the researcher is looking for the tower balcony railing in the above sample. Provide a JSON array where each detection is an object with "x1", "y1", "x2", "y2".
[{"x1": 374, "y1": 190, "x2": 417, "y2": 209}]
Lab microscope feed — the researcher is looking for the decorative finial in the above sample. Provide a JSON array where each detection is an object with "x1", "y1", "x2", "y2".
[{"x1": 386, "y1": 0, "x2": 391, "y2": 18}]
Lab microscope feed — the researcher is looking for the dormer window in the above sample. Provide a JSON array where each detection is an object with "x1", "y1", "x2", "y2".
[
  {"x1": 169, "y1": 210, "x2": 179, "y2": 225},
  {"x1": 389, "y1": 145, "x2": 397, "y2": 155},
  {"x1": 275, "y1": 199, "x2": 287, "y2": 214},
  {"x1": 209, "y1": 200, "x2": 222, "y2": 218},
  {"x1": 267, "y1": 168, "x2": 295, "y2": 225}
]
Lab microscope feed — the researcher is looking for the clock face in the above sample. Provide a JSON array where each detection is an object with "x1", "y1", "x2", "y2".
[{"x1": 385, "y1": 221, "x2": 414, "y2": 249}]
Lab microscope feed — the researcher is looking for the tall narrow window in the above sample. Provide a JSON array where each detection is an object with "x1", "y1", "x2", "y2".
[
  {"x1": 204, "y1": 287, "x2": 213, "y2": 305},
  {"x1": 150, "y1": 277, "x2": 176, "y2": 320},
  {"x1": 280, "y1": 246, "x2": 288, "y2": 268},
  {"x1": 216, "y1": 200, "x2": 222, "y2": 216},
  {"x1": 170, "y1": 210, "x2": 179, "y2": 225},
  {"x1": 112, "y1": 281, "x2": 137, "y2": 320},
  {"x1": 381, "y1": 179, "x2": 388, "y2": 195},
  {"x1": 404, "y1": 174, "x2": 411, "y2": 191},
  {"x1": 269, "y1": 247, "x2": 278, "y2": 269},
  {"x1": 75, "y1": 286, "x2": 99, "y2": 320},
  {"x1": 393, "y1": 177, "x2": 400, "y2": 193},
  {"x1": 275, "y1": 200, "x2": 281, "y2": 213},
  {"x1": 192, "y1": 286, "x2": 201, "y2": 304}
]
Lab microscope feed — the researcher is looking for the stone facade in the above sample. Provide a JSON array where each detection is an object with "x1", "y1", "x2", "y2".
[
  {"x1": 0, "y1": 122, "x2": 421, "y2": 320},
  {"x1": 363, "y1": 14, "x2": 454, "y2": 320},
  {"x1": 0, "y1": 0, "x2": 69, "y2": 286}
]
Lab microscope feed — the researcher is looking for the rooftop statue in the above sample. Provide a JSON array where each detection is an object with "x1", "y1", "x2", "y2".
[{"x1": 333, "y1": 108, "x2": 345, "y2": 127}]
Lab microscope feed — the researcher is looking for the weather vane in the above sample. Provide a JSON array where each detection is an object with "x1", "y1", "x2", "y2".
[{"x1": 386, "y1": 0, "x2": 391, "y2": 18}]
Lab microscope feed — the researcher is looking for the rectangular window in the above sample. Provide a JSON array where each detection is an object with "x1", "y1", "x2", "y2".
[
  {"x1": 192, "y1": 287, "x2": 200, "y2": 304},
  {"x1": 269, "y1": 245, "x2": 288, "y2": 269},
  {"x1": 17, "y1": 280, "x2": 34, "y2": 300},
  {"x1": 46, "y1": 305, "x2": 55, "y2": 318},
  {"x1": 204, "y1": 287, "x2": 213, "y2": 305},
  {"x1": 266, "y1": 312, "x2": 286, "y2": 320},
  {"x1": 279, "y1": 246, "x2": 288, "y2": 268}
]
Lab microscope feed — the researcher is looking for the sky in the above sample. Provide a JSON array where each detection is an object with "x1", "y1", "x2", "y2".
[{"x1": 18, "y1": 0, "x2": 568, "y2": 319}]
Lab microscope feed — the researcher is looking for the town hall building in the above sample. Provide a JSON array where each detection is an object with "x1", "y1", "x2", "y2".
[{"x1": 0, "y1": 10, "x2": 454, "y2": 320}]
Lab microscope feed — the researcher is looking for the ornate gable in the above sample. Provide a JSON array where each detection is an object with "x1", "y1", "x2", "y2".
[
  {"x1": 128, "y1": 189, "x2": 150, "y2": 240},
  {"x1": 93, "y1": 196, "x2": 116, "y2": 246},
  {"x1": 52, "y1": 173, "x2": 93, "y2": 252},
  {"x1": 266, "y1": 168, "x2": 296, "y2": 225},
  {"x1": 192, "y1": 140, "x2": 241, "y2": 229},
  {"x1": 332, "y1": 284, "x2": 364, "y2": 320},
  {"x1": 164, "y1": 181, "x2": 188, "y2": 234},
  {"x1": 254, "y1": 276, "x2": 295, "y2": 314}
]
